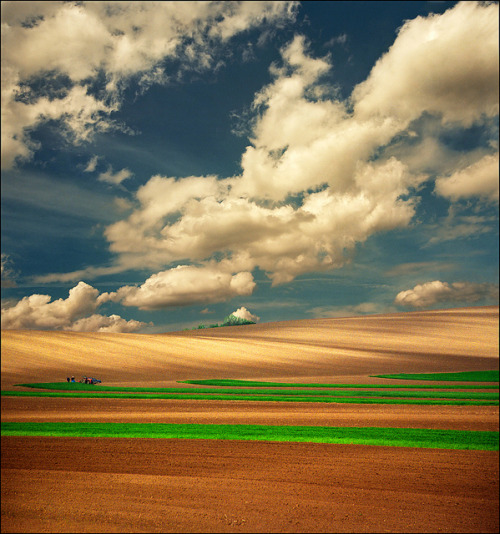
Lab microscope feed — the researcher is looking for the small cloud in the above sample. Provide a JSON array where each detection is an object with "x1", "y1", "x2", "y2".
[
  {"x1": 83, "y1": 155, "x2": 100, "y2": 173},
  {"x1": 98, "y1": 166, "x2": 133, "y2": 185},
  {"x1": 324, "y1": 33, "x2": 348, "y2": 48},
  {"x1": 63, "y1": 313, "x2": 150, "y2": 333},
  {"x1": 1, "y1": 281, "x2": 100, "y2": 330},
  {"x1": 434, "y1": 153, "x2": 499, "y2": 203},
  {"x1": 230, "y1": 306, "x2": 260, "y2": 323},
  {"x1": 394, "y1": 280, "x2": 499, "y2": 308},
  {"x1": 241, "y1": 42, "x2": 256, "y2": 63}
]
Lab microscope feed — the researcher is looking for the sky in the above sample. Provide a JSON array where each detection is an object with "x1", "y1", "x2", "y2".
[{"x1": 1, "y1": 0, "x2": 499, "y2": 334}]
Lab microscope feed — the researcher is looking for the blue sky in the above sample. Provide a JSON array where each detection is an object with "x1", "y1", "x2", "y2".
[{"x1": 1, "y1": 1, "x2": 498, "y2": 333}]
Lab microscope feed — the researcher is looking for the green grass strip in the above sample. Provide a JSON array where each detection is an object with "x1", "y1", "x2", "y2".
[
  {"x1": 2, "y1": 390, "x2": 498, "y2": 405},
  {"x1": 179, "y1": 379, "x2": 498, "y2": 389},
  {"x1": 9, "y1": 383, "x2": 499, "y2": 400},
  {"x1": 1, "y1": 422, "x2": 497, "y2": 451},
  {"x1": 372, "y1": 370, "x2": 499, "y2": 382}
]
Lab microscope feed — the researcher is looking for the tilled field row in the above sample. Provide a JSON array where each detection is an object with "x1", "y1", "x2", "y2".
[
  {"x1": 2, "y1": 436, "x2": 498, "y2": 533},
  {"x1": 2, "y1": 397, "x2": 499, "y2": 431}
]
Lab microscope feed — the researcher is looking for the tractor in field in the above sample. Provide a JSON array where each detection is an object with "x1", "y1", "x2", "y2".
[{"x1": 79, "y1": 376, "x2": 101, "y2": 385}]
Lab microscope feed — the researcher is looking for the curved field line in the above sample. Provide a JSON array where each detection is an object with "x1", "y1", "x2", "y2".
[{"x1": 179, "y1": 378, "x2": 498, "y2": 389}]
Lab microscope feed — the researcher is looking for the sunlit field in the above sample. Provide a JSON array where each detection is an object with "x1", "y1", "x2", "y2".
[{"x1": 2, "y1": 306, "x2": 498, "y2": 533}]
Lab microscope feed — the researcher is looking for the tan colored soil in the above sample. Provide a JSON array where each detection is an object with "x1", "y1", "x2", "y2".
[
  {"x1": 1, "y1": 306, "x2": 499, "y2": 532},
  {"x1": 2, "y1": 306, "x2": 498, "y2": 389}
]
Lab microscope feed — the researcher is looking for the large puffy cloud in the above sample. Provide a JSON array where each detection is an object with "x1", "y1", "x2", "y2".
[
  {"x1": 352, "y1": 1, "x2": 499, "y2": 126},
  {"x1": 29, "y1": 2, "x2": 499, "y2": 313},
  {"x1": 104, "y1": 175, "x2": 224, "y2": 263},
  {"x1": 98, "y1": 35, "x2": 425, "y2": 292},
  {"x1": 231, "y1": 34, "x2": 404, "y2": 201},
  {"x1": 435, "y1": 153, "x2": 499, "y2": 203},
  {"x1": 102, "y1": 156, "x2": 419, "y2": 287},
  {"x1": 108, "y1": 265, "x2": 256, "y2": 310},
  {"x1": 394, "y1": 280, "x2": 499, "y2": 308},
  {"x1": 1, "y1": 281, "x2": 147, "y2": 331},
  {"x1": 1, "y1": 1, "x2": 298, "y2": 168}
]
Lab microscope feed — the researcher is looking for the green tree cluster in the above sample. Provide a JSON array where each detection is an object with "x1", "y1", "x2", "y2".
[{"x1": 193, "y1": 314, "x2": 255, "y2": 330}]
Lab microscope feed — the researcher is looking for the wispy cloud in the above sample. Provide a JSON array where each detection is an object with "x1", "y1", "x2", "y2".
[
  {"x1": 425, "y1": 213, "x2": 496, "y2": 246},
  {"x1": 98, "y1": 166, "x2": 133, "y2": 186},
  {"x1": 308, "y1": 302, "x2": 394, "y2": 318},
  {"x1": 385, "y1": 262, "x2": 456, "y2": 277},
  {"x1": 83, "y1": 155, "x2": 100, "y2": 173},
  {"x1": 1, "y1": 253, "x2": 17, "y2": 288},
  {"x1": 1, "y1": 170, "x2": 120, "y2": 223}
]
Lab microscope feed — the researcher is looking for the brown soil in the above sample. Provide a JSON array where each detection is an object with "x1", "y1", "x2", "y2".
[
  {"x1": 2, "y1": 437, "x2": 498, "y2": 533},
  {"x1": 1, "y1": 306, "x2": 499, "y2": 532},
  {"x1": 1, "y1": 397, "x2": 499, "y2": 432}
]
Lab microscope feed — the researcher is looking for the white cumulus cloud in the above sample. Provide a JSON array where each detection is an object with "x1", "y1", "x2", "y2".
[
  {"x1": 94, "y1": 36, "x2": 427, "y2": 299},
  {"x1": 1, "y1": 281, "x2": 147, "y2": 332},
  {"x1": 435, "y1": 153, "x2": 499, "y2": 203},
  {"x1": 1, "y1": 1, "x2": 297, "y2": 169},
  {"x1": 230, "y1": 306, "x2": 260, "y2": 323},
  {"x1": 108, "y1": 265, "x2": 256, "y2": 310},
  {"x1": 63, "y1": 313, "x2": 149, "y2": 333},
  {"x1": 394, "y1": 280, "x2": 499, "y2": 308},
  {"x1": 352, "y1": 1, "x2": 499, "y2": 126},
  {"x1": 21, "y1": 2, "x2": 499, "y2": 314}
]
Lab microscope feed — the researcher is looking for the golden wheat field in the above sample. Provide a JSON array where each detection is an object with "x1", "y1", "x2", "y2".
[{"x1": 2, "y1": 305, "x2": 499, "y2": 389}]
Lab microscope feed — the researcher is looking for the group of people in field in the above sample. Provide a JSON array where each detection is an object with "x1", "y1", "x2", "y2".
[
  {"x1": 66, "y1": 376, "x2": 100, "y2": 384},
  {"x1": 66, "y1": 376, "x2": 98, "y2": 384}
]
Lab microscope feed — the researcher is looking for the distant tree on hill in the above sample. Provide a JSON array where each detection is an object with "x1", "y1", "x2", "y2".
[
  {"x1": 220, "y1": 314, "x2": 256, "y2": 327},
  {"x1": 193, "y1": 313, "x2": 255, "y2": 330}
]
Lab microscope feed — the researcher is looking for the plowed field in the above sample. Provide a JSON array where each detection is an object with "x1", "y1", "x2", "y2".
[{"x1": 2, "y1": 306, "x2": 498, "y2": 532}]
